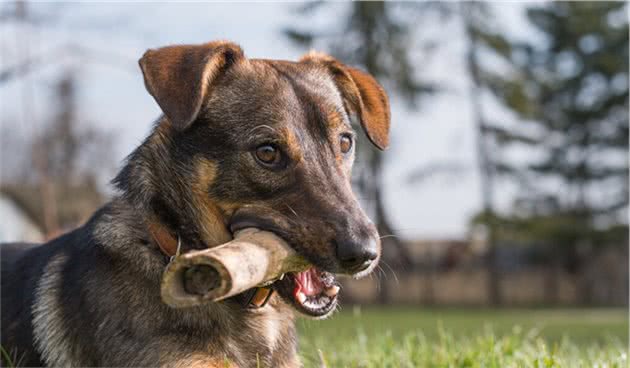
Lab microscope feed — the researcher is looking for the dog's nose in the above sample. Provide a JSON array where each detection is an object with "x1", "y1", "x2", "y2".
[{"x1": 336, "y1": 237, "x2": 378, "y2": 273}]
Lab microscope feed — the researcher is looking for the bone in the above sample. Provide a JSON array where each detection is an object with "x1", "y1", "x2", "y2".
[{"x1": 161, "y1": 228, "x2": 310, "y2": 308}]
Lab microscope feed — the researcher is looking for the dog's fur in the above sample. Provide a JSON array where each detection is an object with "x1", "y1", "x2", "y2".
[{"x1": 1, "y1": 41, "x2": 390, "y2": 367}]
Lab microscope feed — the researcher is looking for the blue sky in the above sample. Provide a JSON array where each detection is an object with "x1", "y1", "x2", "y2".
[{"x1": 0, "y1": 2, "x2": 532, "y2": 239}]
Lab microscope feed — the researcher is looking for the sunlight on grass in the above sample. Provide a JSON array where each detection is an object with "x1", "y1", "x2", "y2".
[{"x1": 298, "y1": 307, "x2": 628, "y2": 367}]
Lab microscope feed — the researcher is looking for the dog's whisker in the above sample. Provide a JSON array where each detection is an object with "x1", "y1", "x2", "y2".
[
  {"x1": 380, "y1": 261, "x2": 400, "y2": 285},
  {"x1": 285, "y1": 204, "x2": 299, "y2": 221},
  {"x1": 374, "y1": 275, "x2": 382, "y2": 293},
  {"x1": 370, "y1": 266, "x2": 384, "y2": 293},
  {"x1": 376, "y1": 264, "x2": 388, "y2": 282},
  {"x1": 380, "y1": 265, "x2": 388, "y2": 280},
  {"x1": 368, "y1": 272, "x2": 375, "y2": 282}
]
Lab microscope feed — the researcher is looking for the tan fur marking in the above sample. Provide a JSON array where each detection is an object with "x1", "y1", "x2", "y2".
[
  {"x1": 282, "y1": 127, "x2": 303, "y2": 163},
  {"x1": 172, "y1": 354, "x2": 238, "y2": 368},
  {"x1": 322, "y1": 107, "x2": 352, "y2": 167},
  {"x1": 192, "y1": 157, "x2": 232, "y2": 247},
  {"x1": 326, "y1": 108, "x2": 346, "y2": 130}
]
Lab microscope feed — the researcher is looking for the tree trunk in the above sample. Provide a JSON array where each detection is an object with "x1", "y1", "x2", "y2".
[
  {"x1": 367, "y1": 149, "x2": 415, "y2": 304},
  {"x1": 33, "y1": 144, "x2": 59, "y2": 238},
  {"x1": 544, "y1": 259, "x2": 560, "y2": 305},
  {"x1": 462, "y1": 4, "x2": 501, "y2": 305}
]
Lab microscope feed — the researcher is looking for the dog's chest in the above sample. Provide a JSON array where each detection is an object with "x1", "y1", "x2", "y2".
[{"x1": 163, "y1": 303, "x2": 297, "y2": 367}]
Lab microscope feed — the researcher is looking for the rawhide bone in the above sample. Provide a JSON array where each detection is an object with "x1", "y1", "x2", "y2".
[{"x1": 161, "y1": 228, "x2": 310, "y2": 308}]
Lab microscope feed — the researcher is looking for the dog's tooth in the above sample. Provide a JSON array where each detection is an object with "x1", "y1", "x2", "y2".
[
  {"x1": 325, "y1": 285, "x2": 340, "y2": 297},
  {"x1": 296, "y1": 291, "x2": 306, "y2": 304}
]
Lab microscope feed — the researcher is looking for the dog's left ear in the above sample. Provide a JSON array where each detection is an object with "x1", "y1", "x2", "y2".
[
  {"x1": 301, "y1": 52, "x2": 391, "y2": 150},
  {"x1": 139, "y1": 41, "x2": 245, "y2": 130}
]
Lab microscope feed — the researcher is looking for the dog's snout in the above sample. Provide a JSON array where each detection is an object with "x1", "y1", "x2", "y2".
[{"x1": 336, "y1": 236, "x2": 378, "y2": 274}]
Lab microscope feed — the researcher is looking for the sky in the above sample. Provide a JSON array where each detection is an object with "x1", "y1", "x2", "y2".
[{"x1": 0, "y1": 2, "x2": 532, "y2": 240}]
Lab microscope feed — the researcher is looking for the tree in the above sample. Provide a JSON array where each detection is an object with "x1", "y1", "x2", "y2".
[
  {"x1": 472, "y1": 2, "x2": 628, "y2": 302},
  {"x1": 0, "y1": 1, "x2": 127, "y2": 237},
  {"x1": 459, "y1": 1, "x2": 506, "y2": 305},
  {"x1": 1, "y1": 72, "x2": 113, "y2": 236}
]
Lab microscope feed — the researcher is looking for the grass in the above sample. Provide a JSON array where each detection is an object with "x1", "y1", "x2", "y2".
[
  {"x1": 0, "y1": 345, "x2": 14, "y2": 368},
  {"x1": 297, "y1": 307, "x2": 628, "y2": 367},
  {"x1": 2, "y1": 307, "x2": 626, "y2": 367}
]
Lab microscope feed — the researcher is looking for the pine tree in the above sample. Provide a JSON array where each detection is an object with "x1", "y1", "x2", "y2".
[
  {"x1": 460, "y1": 1, "x2": 507, "y2": 305},
  {"x1": 484, "y1": 2, "x2": 628, "y2": 237},
  {"x1": 472, "y1": 2, "x2": 628, "y2": 303}
]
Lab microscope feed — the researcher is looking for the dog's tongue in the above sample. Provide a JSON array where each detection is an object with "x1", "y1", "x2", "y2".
[
  {"x1": 294, "y1": 268, "x2": 324, "y2": 296},
  {"x1": 292, "y1": 267, "x2": 341, "y2": 306}
]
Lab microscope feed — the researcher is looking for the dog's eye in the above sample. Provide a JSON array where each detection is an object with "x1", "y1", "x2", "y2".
[
  {"x1": 254, "y1": 144, "x2": 282, "y2": 167},
  {"x1": 340, "y1": 134, "x2": 353, "y2": 154}
]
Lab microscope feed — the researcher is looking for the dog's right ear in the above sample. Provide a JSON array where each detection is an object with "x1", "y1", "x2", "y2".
[
  {"x1": 139, "y1": 41, "x2": 244, "y2": 130},
  {"x1": 300, "y1": 51, "x2": 391, "y2": 150}
]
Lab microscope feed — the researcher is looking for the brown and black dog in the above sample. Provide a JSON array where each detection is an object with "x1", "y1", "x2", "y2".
[{"x1": 0, "y1": 40, "x2": 390, "y2": 367}]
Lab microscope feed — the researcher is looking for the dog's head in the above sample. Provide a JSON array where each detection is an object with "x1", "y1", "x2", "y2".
[{"x1": 123, "y1": 41, "x2": 390, "y2": 317}]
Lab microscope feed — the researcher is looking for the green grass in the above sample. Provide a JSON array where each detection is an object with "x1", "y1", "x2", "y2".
[{"x1": 297, "y1": 307, "x2": 628, "y2": 367}]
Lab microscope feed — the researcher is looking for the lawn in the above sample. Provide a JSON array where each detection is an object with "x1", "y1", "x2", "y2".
[{"x1": 297, "y1": 307, "x2": 628, "y2": 367}]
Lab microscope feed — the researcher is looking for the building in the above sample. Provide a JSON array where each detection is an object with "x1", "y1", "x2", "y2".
[{"x1": 0, "y1": 194, "x2": 44, "y2": 243}]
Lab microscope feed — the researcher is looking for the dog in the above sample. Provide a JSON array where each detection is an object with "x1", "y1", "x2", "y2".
[{"x1": 1, "y1": 40, "x2": 390, "y2": 367}]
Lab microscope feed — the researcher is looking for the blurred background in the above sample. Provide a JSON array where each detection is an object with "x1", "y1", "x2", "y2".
[{"x1": 0, "y1": 1, "x2": 627, "y2": 360}]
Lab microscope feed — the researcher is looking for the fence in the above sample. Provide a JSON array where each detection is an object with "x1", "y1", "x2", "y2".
[{"x1": 341, "y1": 241, "x2": 628, "y2": 306}]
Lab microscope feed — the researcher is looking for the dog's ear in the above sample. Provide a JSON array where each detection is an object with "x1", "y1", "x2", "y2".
[
  {"x1": 139, "y1": 41, "x2": 245, "y2": 130},
  {"x1": 301, "y1": 52, "x2": 391, "y2": 150}
]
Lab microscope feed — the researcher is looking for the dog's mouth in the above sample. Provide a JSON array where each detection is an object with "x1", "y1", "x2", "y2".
[
  {"x1": 273, "y1": 267, "x2": 339, "y2": 318},
  {"x1": 229, "y1": 217, "x2": 340, "y2": 317}
]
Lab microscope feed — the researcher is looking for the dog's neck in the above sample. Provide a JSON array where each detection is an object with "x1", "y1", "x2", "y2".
[
  {"x1": 89, "y1": 200, "x2": 298, "y2": 366},
  {"x1": 111, "y1": 120, "x2": 275, "y2": 308},
  {"x1": 113, "y1": 119, "x2": 231, "y2": 252}
]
